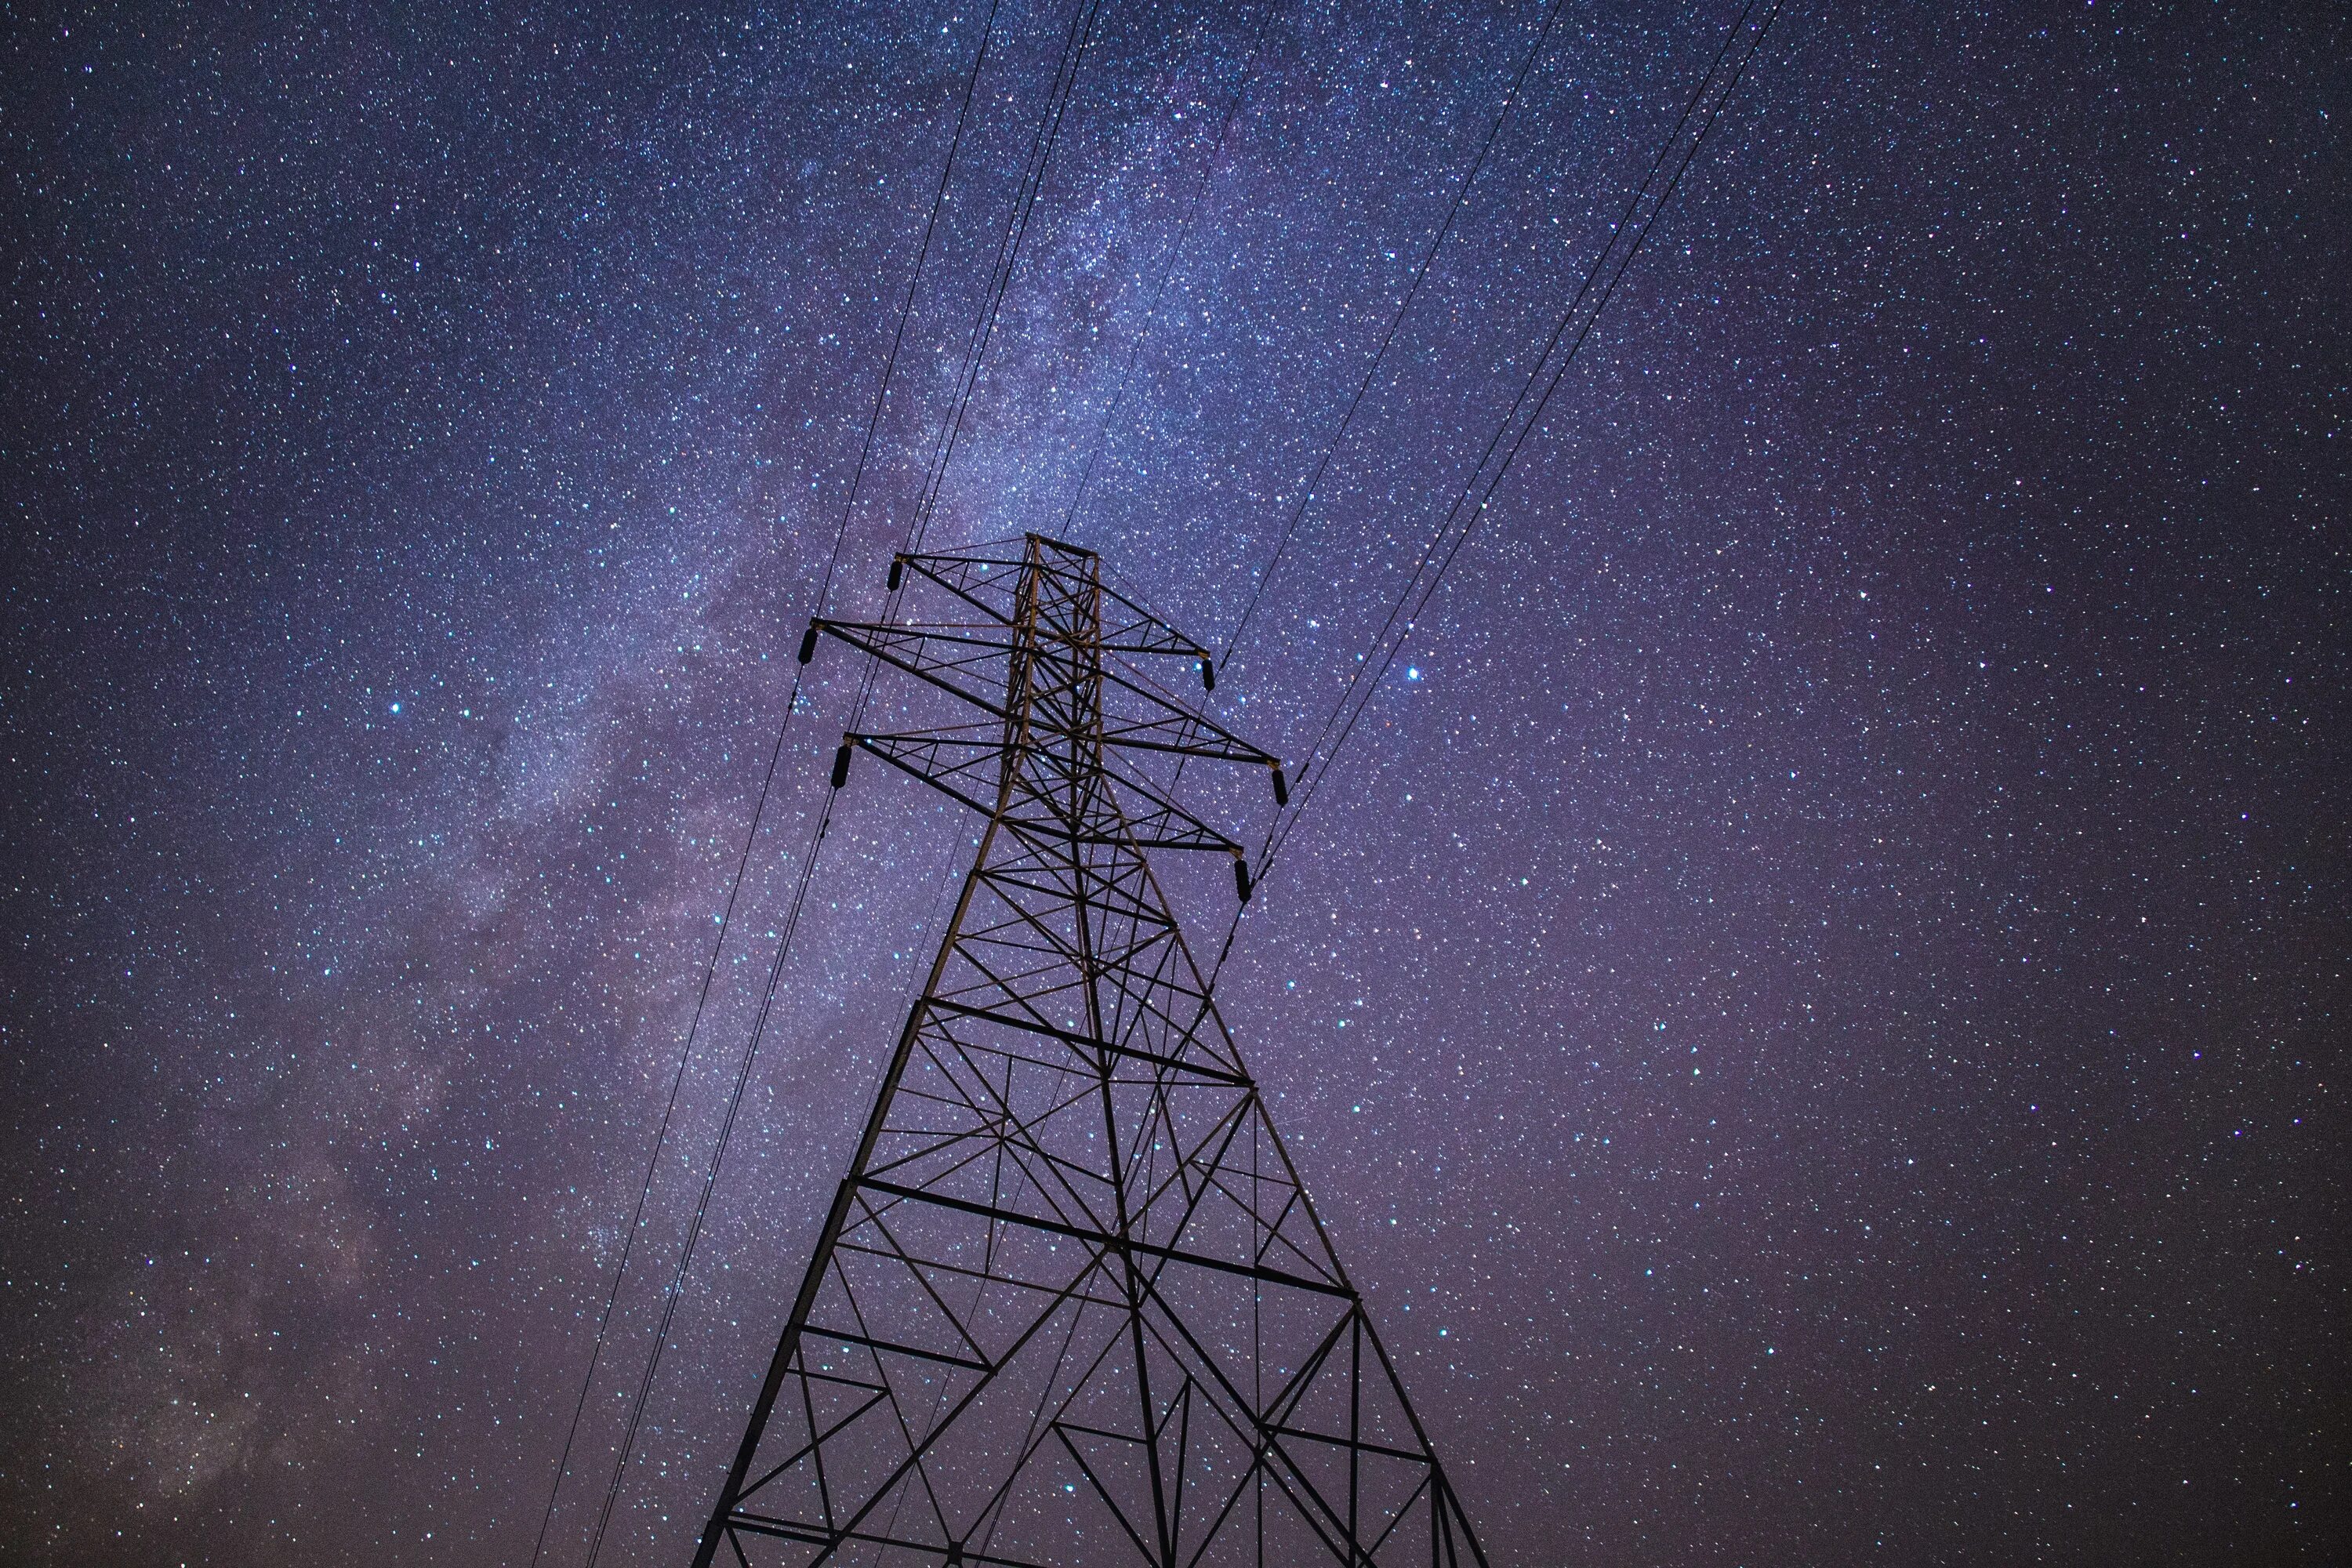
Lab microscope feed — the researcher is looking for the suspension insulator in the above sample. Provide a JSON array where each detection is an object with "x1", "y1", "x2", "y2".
[
  {"x1": 830, "y1": 742, "x2": 853, "y2": 789},
  {"x1": 1200, "y1": 659, "x2": 1216, "y2": 692},
  {"x1": 887, "y1": 557, "x2": 904, "y2": 591},
  {"x1": 1233, "y1": 857, "x2": 1253, "y2": 904},
  {"x1": 797, "y1": 623, "x2": 819, "y2": 665},
  {"x1": 1270, "y1": 764, "x2": 1289, "y2": 808}
]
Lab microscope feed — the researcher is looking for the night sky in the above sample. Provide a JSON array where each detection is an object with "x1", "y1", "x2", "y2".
[{"x1": 5, "y1": 2, "x2": 2347, "y2": 1564}]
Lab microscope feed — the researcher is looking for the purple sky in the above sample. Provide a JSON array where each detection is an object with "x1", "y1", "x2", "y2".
[{"x1": 4, "y1": 2, "x2": 2346, "y2": 1563}]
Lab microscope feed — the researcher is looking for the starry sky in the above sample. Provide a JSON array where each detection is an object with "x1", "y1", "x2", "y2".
[{"x1": 4, "y1": 2, "x2": 2347, "y2": 1564}]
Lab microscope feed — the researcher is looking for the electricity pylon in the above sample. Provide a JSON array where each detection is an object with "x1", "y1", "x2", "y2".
[{"x1": 692, "y1": 535, "x2": 1483, "y2": 1568}]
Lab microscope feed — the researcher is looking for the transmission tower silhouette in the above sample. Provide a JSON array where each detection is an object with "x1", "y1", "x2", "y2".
[{"x1": 690, "y1": 535, "x2": 1483, "y2": 1568}]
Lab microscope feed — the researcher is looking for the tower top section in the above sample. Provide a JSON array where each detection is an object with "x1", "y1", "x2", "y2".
[{"x1": 805, "y1": 533, "x2": 1287, "y2": 874}]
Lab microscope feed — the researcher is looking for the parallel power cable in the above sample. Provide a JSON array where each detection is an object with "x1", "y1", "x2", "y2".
[
  {"x1": 907, "y1": 0, "x2": 1113, "y2": 557},
  {"x1": 574, "y1": 2, "x2": 1114, "y2": 1556},
  {"x1": 581, "y1": 782, "x2": 847, "y2": 1568},
  {"x1": 525, "y1": 692, "x2": 797, "y2": 1568},
  {"x1": 845, "y1": 0, "x2": 1110, "y2": 745},
  {"x1": 1218, "y1": 0, "x2": 1573, "y2": 669},
  {"x1": 1255, "y1": 0, "x2": 1785, "y2": 890},
  {"x1": 822, "y1": 0, "x2": 1009, "y2": 612},
  {"x1": 538, "y1": 6, "x2": 1007, "y2": 1565},
  {"x1": 1055, "y1": 0, "x2": 1283, "y2": 539},
  {"x1": 1147, "y1": 0, "x2": 1563, "y2": 815}
]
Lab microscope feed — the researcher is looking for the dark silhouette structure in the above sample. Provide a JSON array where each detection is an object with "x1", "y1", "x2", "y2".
[{"x1": 693, "y1": 536, "x2": 1483, "y2": 1568}]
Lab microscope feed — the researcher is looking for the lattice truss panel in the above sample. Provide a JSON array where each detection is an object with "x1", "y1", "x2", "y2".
[{"x1": 696, "y1": 537, "x2": 1480, "y2": 1568}]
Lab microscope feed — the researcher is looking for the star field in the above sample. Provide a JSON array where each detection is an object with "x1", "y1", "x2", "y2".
[{"x1": 2, "y1": 2, "x2": 2346, "y2": 1564}]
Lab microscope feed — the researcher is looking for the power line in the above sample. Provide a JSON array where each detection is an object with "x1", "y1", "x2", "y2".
[
  {"x1": 568, "y1": 2, "x2": 1120, "y2": 1555},
  {"x1": 1056, "y1": 0, "x2": 1282, "y2": 540},
  {"x1": 524, "y1": 691, "x2": 796, "y2": 1568},
  {"x1": 582, "y1": 780, "x2": 844, "y2": 1567},
  {"x1": 907, "y1": 0, "x2": 1112, "y2": 557},
  {"x1": 533, "y1": 7, "x2": 1005, "y2": 1563},
  {"x1": 847, "y1": 0, "x2": 1110, "y2": 739},
  {"x1": 1219, "y1": 0, "x2": 1574, "y2": 669},
  {"x1": 819, "y1": 0, "x2": 1007, "y2": 614},
  {"x1": 1254, "y1": 0, "x2": 1787, "y2": 889}
]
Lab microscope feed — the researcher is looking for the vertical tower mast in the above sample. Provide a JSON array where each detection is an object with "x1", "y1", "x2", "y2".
[{"x1": 694, "y1": 535, "x2": 1482, "y2": 1568}]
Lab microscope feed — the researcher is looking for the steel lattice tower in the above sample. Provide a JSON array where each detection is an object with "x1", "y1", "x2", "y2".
[{"x1": 692, "y1": 535, "x2": 1483, "y2": 1568}]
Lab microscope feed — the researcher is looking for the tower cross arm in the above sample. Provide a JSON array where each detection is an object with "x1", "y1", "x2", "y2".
[
  {"x1": 816, "y1": 619, "x2": 1279, "y2": 769},
  {"x1": 891, "y1": 546, "x2": 1212, "y2": 666},
  {"x1": 846, "y1": 731, "x2": 1245, "y2": 853}
]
